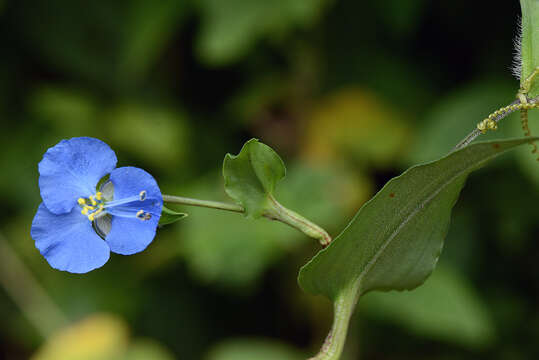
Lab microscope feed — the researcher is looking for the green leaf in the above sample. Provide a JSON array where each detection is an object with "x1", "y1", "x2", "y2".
[
  {"x1": 298, "y1": 137, "x2": 537, "y2": 359},
  {"x1": 159, "y1": 206, "x2": 187, "y2": 226},
  {"x1": 299, "y1": 138, "x2": 536, "y2": 298},
  {"x1": 223, "y1": 138, "x2": 285, "y2": 219}
]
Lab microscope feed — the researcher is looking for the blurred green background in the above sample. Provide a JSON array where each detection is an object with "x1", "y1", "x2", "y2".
[{"x1": 1, "y1": 0, "x2": 538, "y2": 359}]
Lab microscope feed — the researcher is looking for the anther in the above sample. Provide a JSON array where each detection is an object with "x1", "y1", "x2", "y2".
[
  {"x1": 139, "y1": 190, "x2": 147, "y2": 201},
  {"x1": 477, "y1": 120, "x2": 488, "y2": 134},
  {"x1": 89, "y1": 196, "x2": 97, "y2": 206},
  {"x1": 135, "y1": 210, "x2": 152, "y2": 221},
  {"x1": 486, "y1": 119, "x2": 497, "y2": 130},
  {"x1": 78, "y1": 198, "x2": 86, "y2": 205},
  {"x1": 95, "y1": 192, "x2": 103, "y2": 200}
]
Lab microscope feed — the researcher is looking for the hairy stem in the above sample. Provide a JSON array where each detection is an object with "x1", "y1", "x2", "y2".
[
  {"x1": 520, "y1": 0, "x2": 539, "y2": 96},
  {"x1": 454, "y1": 96, "x2": 539, "y2": 150}
]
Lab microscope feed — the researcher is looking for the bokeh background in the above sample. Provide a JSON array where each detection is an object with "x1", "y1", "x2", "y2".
[{"x1": 1, "y1": 0, "x2": 538, "y2": 359}]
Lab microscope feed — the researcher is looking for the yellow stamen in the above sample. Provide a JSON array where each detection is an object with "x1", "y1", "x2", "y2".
[
  {"x1": 77, "y1": 193, "x2": 107, "y2": 221},
  {"x1": 89, "y1": 195, "x2": 97, "y2": 206},
  {"x1": 87, "y1": 205, "x2": 104, "y2": 222}
]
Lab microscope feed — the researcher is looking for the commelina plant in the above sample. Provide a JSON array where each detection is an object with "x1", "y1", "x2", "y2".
[{"x1": 30, "y1": 1, "x2": 539, "y2": 359}]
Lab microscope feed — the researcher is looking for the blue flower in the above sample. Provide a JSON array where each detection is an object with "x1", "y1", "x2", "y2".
[{"x1": 31, "y1": 137, "x2": 163, "y2": 273}]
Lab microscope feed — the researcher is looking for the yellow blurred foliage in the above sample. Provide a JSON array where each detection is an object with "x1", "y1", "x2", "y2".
[
  {"x1": 322, "y1": 164, "x2": 373, "y2": 214},
  {"x1": 122, "y1": 339, "x2": 176, "y2": 360},
  {"x1": 31, "y1": 313, "x2": 129, "y2": 360},
  {"x1": 302, "y1": 88, "x2": 412, "y2": 167}
]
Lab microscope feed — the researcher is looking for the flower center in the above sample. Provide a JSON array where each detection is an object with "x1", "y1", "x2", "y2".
[
  {"x1": 78, "y1": 190, "x2": 152, "y2": 222},
  {"x1": 78, "y1": 192, "x2": 105, "y2": 221}
]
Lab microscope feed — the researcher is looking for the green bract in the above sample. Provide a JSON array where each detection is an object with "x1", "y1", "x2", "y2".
[
  {"x1": 298, "y1": 137, "x2": 539, "y2": 359},
  {"x1": 223, "y1": 138, "x2": 332, "y2": 246},
  {"x1": 223, "y1": 139, "x2": 285, "y2": 219},
  {"x1": 158, "y1": 206, "x2": 187, "y2": 226}
]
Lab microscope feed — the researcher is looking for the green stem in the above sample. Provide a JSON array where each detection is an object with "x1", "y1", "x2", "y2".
[
  {"x1": 162, "y1": 194, "x2": 332, "y2": 246},
  {"x1": 266, "y1": 195, "x2": 332, "y2": 247},
  {"x1": 162, "y1": 194, "x2": 244, "y2": 213},
  {"x1": 308, "y1": 289, "x2": 356, "y2": 360}
]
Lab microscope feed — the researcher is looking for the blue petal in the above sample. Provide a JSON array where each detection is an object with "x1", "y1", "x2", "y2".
[
  {"x1": 31, "y1": 203, "x2": 110, "y2": 273},
  {"x1": 105, "y1": 167, "x2": 163, "y2": 255},
  {"x1": 39, "y1": 137, "x2": 117, "y2": 214}
]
